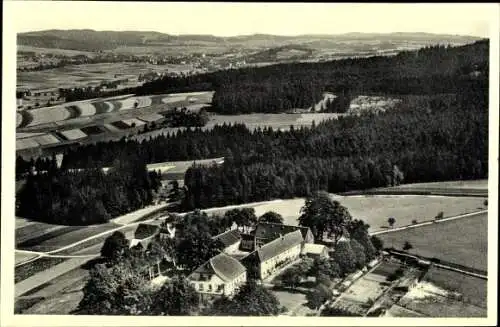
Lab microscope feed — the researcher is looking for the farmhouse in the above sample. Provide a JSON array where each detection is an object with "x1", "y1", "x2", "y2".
[
  {"x1": 187, "y1": 252, "x2": 247, "y2": 298},
  {"x1": 241, "y1": 230, "x2": 304, "y2": 280},
  {"x1": 302, "y1": 243, "x2": 329, "y2": 259},
  {"x1": 239, "y1": 222, "x2": 313, "y2": 252},
  {"x1": 212, "y1": 229, "x2": 241, "y2": 253}
]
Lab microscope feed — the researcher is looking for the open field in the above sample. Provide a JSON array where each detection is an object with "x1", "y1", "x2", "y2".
[
  {"x1": 15, "y1": 256, "x2": 97, "y2": 297},
  {"x1": 15, "y1": 252, "x2": 40, "y2": 266},
  {"x1": 19, "y1": 223, "x2": 118, "y2": 252},
  {"x1": 248, "y1": 195, "x2": 486, "y2": 232},
  {"x1": 379, "y1": 213, "x2": 487, "y2": 271},
  {"x1": 423, "y1": 266, "x2": 487, "y2": 308},
  {"x1": 16, "y1": 221, "x2": 81, "y2": 245},
  {"x1": 15, "y1": 257, "x2": 67, "y2": 283},
  {"x1": 17, "y1": 62, "x2": 193, "y2": 90}
]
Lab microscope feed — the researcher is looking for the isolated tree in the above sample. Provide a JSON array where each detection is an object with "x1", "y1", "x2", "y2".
[
  {"x1": 411, "y1": 219, "x2": 418, "y2": 225},
  {"x1": 387, "y1": 217, "x2": 396, "y2": 228},
  {"x1": 259, "y1": 211, "x2": 284, "y2": 224},
  {"x1": 298, "y1": 191, "x2": 352, "y2": 243},
  {"x1": 101, "y1": 231, "x2": 130, "y2": 263},
  {"x1": 403, "y1": 241, "x2": 413, "y2": 251},
  {"x1": 435, "y1": 211, "x2": 444, "y2": 220},
  {"x1": 151, "y1": 276, "x2": 199, "y2": 315}
]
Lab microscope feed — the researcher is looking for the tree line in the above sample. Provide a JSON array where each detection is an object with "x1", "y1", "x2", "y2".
[
  {"x1": 16, "y1": 158, "x2": 161, "y2": 225},
  {"x1": 136, "y1": 41, "x2": 488, "y2": 114}
]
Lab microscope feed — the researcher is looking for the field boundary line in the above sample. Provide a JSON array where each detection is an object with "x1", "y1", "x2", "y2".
[{"x1": 370, "y1": 210, "x2": 487, "y2": 236}]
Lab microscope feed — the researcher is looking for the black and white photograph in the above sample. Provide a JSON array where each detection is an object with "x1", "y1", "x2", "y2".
[{"x1": 1, "y1": 2, "x2": 499, "y2": 326}]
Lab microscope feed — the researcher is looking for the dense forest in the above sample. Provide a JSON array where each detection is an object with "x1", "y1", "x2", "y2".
[
  {"x1": 16, "y1": 40, "x2": 489, "y2": 216},
  {"x1": 136, "y1": 40, "x2": 488, "y2": 113},
  {"x1": 18, "y1": 86, "x2": 486, "y2": 211},
  {"x1": 16, "y1": 158, "x2": 161, "y2": 225}
]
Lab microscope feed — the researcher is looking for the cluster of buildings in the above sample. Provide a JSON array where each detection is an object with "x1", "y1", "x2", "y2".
[{"x1": 129, "y1": 219, "x2": 330, "y2": 299}]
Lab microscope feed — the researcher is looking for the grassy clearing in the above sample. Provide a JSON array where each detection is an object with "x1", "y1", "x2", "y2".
[
  {"x1": 379, "y1": 213, "x2": 487, "y2": 271},
  {"x1": 16, "y1": 222, "x2": 75, "y2": 244},
  {"x1": 15, "y1": 257, "x2": 67, "y2": 283},
  {"x1": 250, "y1": 195, "x2": 485, "y2": 232},
  {"x1": 423, "y1": 266, "x2": 487, "y2": 308}
]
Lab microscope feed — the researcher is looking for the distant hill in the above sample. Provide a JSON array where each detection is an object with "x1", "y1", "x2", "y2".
[{"x1": 17, "y1": 29, "x2": 482, "y2": 52}]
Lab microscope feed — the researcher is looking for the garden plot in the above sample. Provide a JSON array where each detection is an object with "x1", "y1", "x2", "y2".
[
  {"x1": 33, "y1": 134, "x2": 61, "y2": 145},
  {"x1": 423, "y1": 266, "x2": 487, "y2": 308},
  {"x1": 59, "y1": 129, "x2": 87, "y2": 140},
  {"x1": 398, "y1": 281, "x2": 486, "y2": 317},
  {"x1": 122, "y1": 118, "x2": 146, "y2": 127},
  {"x1": 338, "y1": 276, "x2": 386, "y2": 305},
  {"x1": 27, "y1": 106, "x2": 71, "y2": 127},
  {"x1": 15, "y1": 257, "x2": 67, "y2": 284}
]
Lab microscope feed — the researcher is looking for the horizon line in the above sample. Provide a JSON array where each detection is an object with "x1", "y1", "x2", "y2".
[{"x1": 18, "y1": 28, "x2": 487, "y2": 39}]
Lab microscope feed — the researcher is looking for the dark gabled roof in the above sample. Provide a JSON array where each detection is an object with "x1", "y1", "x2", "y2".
[
  {"x1": 252, "y1": 230, "x2": 303, "y2": 262},
  {"x1": 188, "y1": 252, "x2": 246, "y2": 282},
  {"x1": 254, "y1": 222, "x2": 311, "y2": 242},
  {"x1": 212, "y1": 229, "x2": 241, "y2": 248},
  {"x1": 134, "y1": 223, "x2": 160, "y2": 240}
]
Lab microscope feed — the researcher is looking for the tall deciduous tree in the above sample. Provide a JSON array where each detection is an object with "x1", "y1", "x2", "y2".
[{"x1": 298, "y1": 191, "x2": 352, "y2": 243}]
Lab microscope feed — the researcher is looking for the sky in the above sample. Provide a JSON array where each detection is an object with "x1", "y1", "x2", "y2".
[{"x1": 5, "y1": 2, "x2": 496, "y2": 37}]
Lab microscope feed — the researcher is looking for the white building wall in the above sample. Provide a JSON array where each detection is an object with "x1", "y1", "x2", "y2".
[
  {"x1": 259, "y1": 244, "x2": 301, "y2": 279},
  {"x1": 189, "y1": 271, "x2": 247, "y2": 297}
]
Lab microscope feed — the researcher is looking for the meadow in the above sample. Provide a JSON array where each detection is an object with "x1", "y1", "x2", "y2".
[
  {"x1": 379, "y1": 212, "x2": 487, "y2": 271},
  {"x1": 248, "y1": 195, "x2": 486, "y2": 232},
  {"x1": 17, "y1": 62, "x2": 194, "y2": 90}
]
